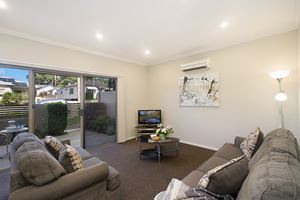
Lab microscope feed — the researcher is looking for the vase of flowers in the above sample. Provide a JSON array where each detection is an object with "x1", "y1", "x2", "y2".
[{"x1": 156, "y1": 125, "x2": 173, "y2": 141}]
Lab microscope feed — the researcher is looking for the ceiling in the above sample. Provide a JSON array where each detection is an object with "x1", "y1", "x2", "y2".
[{"x1": 0, "y1": 0, "x2": 299, "y2": 66}]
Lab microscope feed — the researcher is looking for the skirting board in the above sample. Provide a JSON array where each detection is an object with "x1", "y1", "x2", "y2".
[
  {"x1": 126, "y1": 136, "x2": 136, "y2": 140},
  {"x1": 180, "y1": 140, "x2": 219, "y2": 151}
]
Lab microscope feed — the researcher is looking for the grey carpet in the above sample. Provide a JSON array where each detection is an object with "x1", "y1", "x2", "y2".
[
  {"x1": 88, "y1": 139, "x2": 215, "y2": 200},
  {"x1": 0, "y1": 170, "x2": 9, "y2": 200},
  {"x1": 0, "y1": 139, "x2": 215, "y2": 200}
]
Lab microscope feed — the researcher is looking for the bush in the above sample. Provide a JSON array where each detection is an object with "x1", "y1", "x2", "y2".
[
  {"x1": 34, "y1": 102, "x2": 68, "y2": 136},
  {"x1": 2, "y1": 92, "x2": 23, "y2": 105},
  {"x1": 87, "y1": 115, "x2": 115, "y2": 135},
  {"x1": 46, "y1": 103, "x2": 68, "y2": 135}
]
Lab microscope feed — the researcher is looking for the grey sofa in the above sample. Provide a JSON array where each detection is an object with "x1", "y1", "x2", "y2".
[
  {"x1": 9, "y1": 135, "x2": 121, "y2": 200},
  {"x1": 182, "y1": 128, "x2": 300, "y2": 199}
]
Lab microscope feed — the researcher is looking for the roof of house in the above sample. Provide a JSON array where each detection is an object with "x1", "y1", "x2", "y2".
[{"x1": 0, "y1": 77, "x2": 28, "y2": 88}]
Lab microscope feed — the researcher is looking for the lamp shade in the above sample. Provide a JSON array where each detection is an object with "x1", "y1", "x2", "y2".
[
  {"x1": 274, "y1": 92, "x2": 287, "y2": 101},
  {"x1": 270, "y1": 70, "x2": 290, "y2": 79}
]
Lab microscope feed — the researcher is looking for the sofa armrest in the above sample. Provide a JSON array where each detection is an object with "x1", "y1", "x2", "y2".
[
  {"x1": 60, "y1": 139, "x2": 71, "y2": 145},
  {"x1": 9, "y1": 162, "x2": 109, "y2": 200},
  {"x1": 234, "y1": 136, "x2": 246, "y2": 148}
]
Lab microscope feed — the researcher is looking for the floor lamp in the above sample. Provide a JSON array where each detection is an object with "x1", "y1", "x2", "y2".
[{"x1": 270, "y1": 70, "x2": 289, "y2": 128}]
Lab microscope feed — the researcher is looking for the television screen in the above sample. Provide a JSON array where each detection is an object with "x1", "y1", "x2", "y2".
[{"x1": 138, "y1": 110, "x2": 161, "y2": 124}]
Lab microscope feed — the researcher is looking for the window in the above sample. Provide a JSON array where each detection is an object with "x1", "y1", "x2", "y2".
[{"x1": 69, "y1": 88, "x2": 74, "y2": 95}]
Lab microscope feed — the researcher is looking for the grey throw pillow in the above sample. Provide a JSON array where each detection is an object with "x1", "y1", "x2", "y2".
[
  {"x1": 12, "y1": 132, "x2": 43, "y2": 151},
  {"x1": 206, "y1": 156, "x2": 249, "y2": 198},
  {"x1": 198, "y1": 156, "x2": 245, "y2": 189},
  {"x1": 16, "y1": 141, "x2": 66, "y2": 186}
]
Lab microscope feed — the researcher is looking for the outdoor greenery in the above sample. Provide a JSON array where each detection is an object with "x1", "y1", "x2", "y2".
[
  {"x1": 85, "y1": 76, "x2": 116, "y2": 91},
  {"x1": 67, "y1": 115, "x2": 80, "y2": 128},
  {"x1": 35, "y1": 73, "x2": 77, "y2": 87},
  {"x1": 1, "y1": 92, "x2": 24, "y2": 105},
  {"x1": 87, "y1": 115, "x2": 115, "y2": 136},
  {"x1": 86, "y1": 89, "x2": 94, "y2": 101},
  {"x1": 35, "y1": 102, "x2": 68, "y2": 138}
]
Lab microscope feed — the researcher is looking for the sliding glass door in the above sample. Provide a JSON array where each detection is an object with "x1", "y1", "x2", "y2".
[
  {"x1": 33, "y1": 71, "x2": 81, "y2": 147},
  {"x1": 0, "y1": 66, "x2": 29, "y2": 170},
  {"x1": 83, "y1": 76, "x2": 117, "y2": 148},
  {"x1": 0, "y1": 63, "x2": 118, "y2": 171}
]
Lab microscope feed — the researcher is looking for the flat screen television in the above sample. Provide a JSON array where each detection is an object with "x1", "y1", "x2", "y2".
[{"x1": 138, "y1": 110, "x2": 161, "y2": 125}]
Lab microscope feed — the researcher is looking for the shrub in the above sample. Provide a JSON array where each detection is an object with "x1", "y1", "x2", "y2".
[
  {"x1": 34, "y1": 102, "x2": 68, "y2": 136},
  {"x1": 2, "y1": 92, "x2": 23, "y2": 105},
  {"x1": 46, "y1": 103, "x2": 68, "y2": 135},
  {"x1": 87, "y1": 115, "x2": 115, "y2": 135}
]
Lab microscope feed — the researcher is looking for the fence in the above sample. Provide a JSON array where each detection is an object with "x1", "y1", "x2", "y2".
[
  {"x1": 0, "y1": 103, "x2": 81, "y2": 131},
  {"x1": 0, "y1": 105, "x2": 28, "y2": 130},
  {"x1": 67, "y1": 103, "x2": 80, "y2": 129}
]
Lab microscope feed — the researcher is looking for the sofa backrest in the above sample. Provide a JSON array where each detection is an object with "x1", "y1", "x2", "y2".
[
  {"x1": 236, "y1": 128, "x2": 300, "y2": 199},
  {"x1": 249, "y1": 128, "x2": 299, "y2": 169},
  {"x1": 9, "y1": 132, "x2": 65, "y2": 191}
]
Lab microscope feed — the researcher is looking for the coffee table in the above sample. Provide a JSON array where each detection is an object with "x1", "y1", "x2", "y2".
[{"x1": 138, "y1": 136, "x2": 180, "y2": 163}]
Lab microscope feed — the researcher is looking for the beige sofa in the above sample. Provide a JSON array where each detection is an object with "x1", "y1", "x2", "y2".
[{"x1": 9, "y1": 134, "x2": 120, "y2": 200}]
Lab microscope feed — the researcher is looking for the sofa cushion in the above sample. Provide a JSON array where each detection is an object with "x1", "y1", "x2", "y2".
[
  {"x1": 182, "y1": 170, "x2": 205, "y2": 187},
  {"x1": 197, "y1": 156, "x2": 228, "y2": 173},
  {"x1": 83, "y1": 157, "x2": 120, "y2": 191},
  {"x1": 240, "y1": 127, "x2": 262, "y2": 159},
  {"x1": 198, "y1": 155, "x2": 244, "y2": 189},
  {"x1": 83, "y1": 157, "x2": 104, "y2": 168},
  {"x1": 12, "y1": 132, "x2": 43, "y2": 151},
  {"x1": 213, "y1": 143, "x2": 243, "y2": 160},
  {"x1": 59, "y1": 144, "x2": 83, "y2": 173},
  {"x1": 205, "y1": 156, "x2": 249, "y2": 198},
  {"x1": 107, "y1": 166, "x2": 121, "y2": 191},
  {"x1": 16, "y1": 141, "x2": 66, "y2": 186},
  {"x1": 249, "y1": 128, "x2": 298, "y2": 170},
  {"x1": 44, "y1": 135, "x2": 64, "y2": 159},
  {"x1": 252, "y1": 130, "x2": 264, "y2": 156},
  {"x1": 237, "y1": 152, "x2": 300, "y2": 200},
  {"x1": 74, "y1": 146, "x2": 93, "y2": 160}
]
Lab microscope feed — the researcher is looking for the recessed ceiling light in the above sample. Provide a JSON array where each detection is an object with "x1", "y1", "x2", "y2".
[
  {"x1": 145, "y1": 49, "x2": 151, "y2": 55},
  {"x1": 220, "y1": 21, "x2": 228, "y2": 28},
  {"x1": 0, "y1": 1, "x2": 7, "y2": 9},
  {"x1": 96, "y1": 33, "x2": 103, "y2": 40}
]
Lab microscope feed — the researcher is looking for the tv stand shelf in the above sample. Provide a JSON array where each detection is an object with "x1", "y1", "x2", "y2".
[{"x1": 135, "y1": 125, "x2": 160, "y2": 139}]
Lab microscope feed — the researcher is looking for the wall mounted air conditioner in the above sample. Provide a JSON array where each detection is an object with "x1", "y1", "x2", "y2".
[{"x1": 180, "y1": 58, "x2": 211, "y2": 71}]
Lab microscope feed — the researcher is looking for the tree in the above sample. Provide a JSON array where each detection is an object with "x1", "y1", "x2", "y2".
[
  {"x1": 35, "y1": 73, "x2": 54, "y2": 85},
  {"x1": 34, "y1": 73, "x2": 77, "y2": 87},
  {"x1": 2, "y1": 92, "x2": 23, "y2": 105}
]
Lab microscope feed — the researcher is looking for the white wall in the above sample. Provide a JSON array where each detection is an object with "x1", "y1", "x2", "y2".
[
  {"x1": 298, "y1": 28, "x2": 300, "y2": 140},
  {"x1": 148, "y1": 31, "x2": 299, "y2": 149},
  {"x1": 0, "y1": 33, "x2": 149, "y2": 140}
]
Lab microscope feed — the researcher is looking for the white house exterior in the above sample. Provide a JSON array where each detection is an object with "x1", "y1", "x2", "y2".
[{"x1": 57, "y1": 85, "x2": 79, "y2": 100}]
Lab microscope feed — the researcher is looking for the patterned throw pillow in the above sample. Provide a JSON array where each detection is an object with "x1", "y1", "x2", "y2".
[
  {"x1": 240, "y1": 127, "x2": 262, "y2": 159},
  {"x1": 59, "y1": 144, "x2": 83, "y2": 173},
  {"x1": 44, "y1": 136, "x2": 64, "y2": 159},
  {"x1": 198, "y1": 155, "x2": 245, "y2": 189}
]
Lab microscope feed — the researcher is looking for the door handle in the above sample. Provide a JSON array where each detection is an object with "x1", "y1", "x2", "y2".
[{"x1": 80, "y1": 109, "x2": 85, "y2": 116}]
